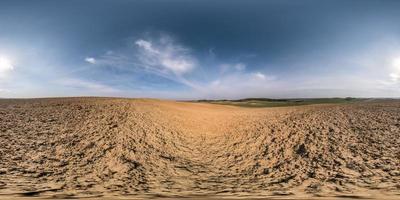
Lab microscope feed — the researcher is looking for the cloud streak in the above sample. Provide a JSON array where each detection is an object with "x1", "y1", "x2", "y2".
[
  {"x1": 135, "y1": 36, "x2": 196, "y2": 75},
  {"x1": 88, "y1": 34, "x2": 280, "y2": 98},
  {"x1": 85, "y1": 57, "x2": 96, "y2": 64}
]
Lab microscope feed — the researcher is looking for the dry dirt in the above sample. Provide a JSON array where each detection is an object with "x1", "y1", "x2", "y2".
[{"x1": 0, "y1": 98, "x2": 399, "y2": 199}]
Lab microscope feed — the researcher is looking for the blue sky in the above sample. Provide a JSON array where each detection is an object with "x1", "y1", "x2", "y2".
[{"x1": 1, "y1": 0, "x2": 400, "y2": 99}]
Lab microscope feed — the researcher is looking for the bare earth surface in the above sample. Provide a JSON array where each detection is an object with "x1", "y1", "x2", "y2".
[{"x1": 0, "y1": 98, "x2": 399, "y2": 199}]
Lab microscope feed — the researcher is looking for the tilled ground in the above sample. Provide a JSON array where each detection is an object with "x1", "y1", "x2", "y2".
[{"x1": 0, "y1": 98, "x2": 399, "y2": 199}]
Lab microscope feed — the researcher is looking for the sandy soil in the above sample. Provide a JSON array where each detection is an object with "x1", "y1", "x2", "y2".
[{"x1": 0, "y1": 98, "x2": 399, "y2": 199}]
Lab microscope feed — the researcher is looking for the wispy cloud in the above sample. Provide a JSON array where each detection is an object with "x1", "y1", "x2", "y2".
[
  {"x1": 85, "y1": 57, "x2": 96, "y2": 64},
  {"x1": 132, "y1": 37, "x2": 280, "y2": 97},
  {"x1": 253, "y1": 72, "x2": 266, "y2": 80},
  {"x1": 85, "y1": 34, "x2": 202, "y2": 90},
  {"x1": 135, "y1": 36, "x2": 196, "y2": 75},
  {"x1": 74, "y1": 33, "x2": 281, "y2": 99}
]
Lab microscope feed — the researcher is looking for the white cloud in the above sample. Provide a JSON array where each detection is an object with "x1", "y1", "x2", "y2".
[
  {"x1": 253, "y1": 72, "x2": 266, "y2": 80},
  {"x1": 161, "y1": 58, "x2": 194, "y2": 74},
  {"x1": 78, "y1": 34, "x2": 283, "y2": 99},
  {"x1": 83, "y1": 35, "x2": 198, "y2": 90},
  {"x1": 87, "y1": 37, "x2": 280, "y2": 98},
  {"x1": 85, "y1": 57, "x2": 96, "y2": 64},
  {"x1": 0, "y1": 56, "x2": 14, "y2": 77},
  {"x1": 135, "y1": 40, "x2": 157, "y2": 53},
  {"x1": 135, "y1": 37, "x2": 195, "y2": 75}
]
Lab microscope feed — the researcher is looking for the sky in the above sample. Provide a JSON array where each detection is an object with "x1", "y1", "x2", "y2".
[{"x1": 1, "y1": 0, "x2": 400, "y2": 99}]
